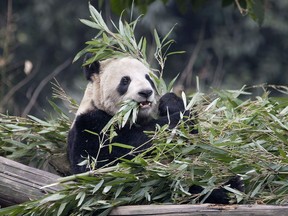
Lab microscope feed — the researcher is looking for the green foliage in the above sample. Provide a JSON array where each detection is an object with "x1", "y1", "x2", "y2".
[
  {"x1": 73, "y1": 3, "x2": 147, "y2": 64},
  {"x1": 1, "y1": 85, "x2": 288, "y2": 215},
  {"x1": 0, "y1": 112, "x2": 69, "y2": 168},
  {"x1": 71, "y1": 5, "x2": 185, "y2": 166},
  {"x1": 0, "y1": 81, "x2": 71, "y2": 169},
  {"x1": 74, "y1": 4, "x2": 183, "y2": 96}
]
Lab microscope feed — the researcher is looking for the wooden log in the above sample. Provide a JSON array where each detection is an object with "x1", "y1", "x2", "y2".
[
  {"x1": 0, "y1": 156, "x2": 61, "y2": 207},
  {"x1": 110, "y1": 204, "x2": 288, "y2": 216}
]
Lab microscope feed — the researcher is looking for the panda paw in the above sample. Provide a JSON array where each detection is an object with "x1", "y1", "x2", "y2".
[
  {"x1": 158, "y1": 93, "x2": 185, "y2": 116},
  {"x1": 221, "y1": 176, "x2": 244, "y2": 204},
  {"x1": 225, "y1": 176, "x2": 244, "y2": 192}
]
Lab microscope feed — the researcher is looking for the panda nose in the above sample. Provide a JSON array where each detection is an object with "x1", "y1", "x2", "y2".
[{"x1": 138, "y1": 89, "x2": 153, "y2": 99}]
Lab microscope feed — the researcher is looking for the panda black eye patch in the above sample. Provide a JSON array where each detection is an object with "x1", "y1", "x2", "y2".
[
  {"x1": 121, "y1": 76, "x2": 131, "y2": 85},
  {"x1": 117, "y1": 76, "x2": 131, "y2": 95},
  {"x1": 145, "y1": 74, "x2": 156, "y2": 90}
]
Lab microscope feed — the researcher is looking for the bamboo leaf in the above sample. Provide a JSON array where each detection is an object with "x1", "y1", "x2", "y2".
[
  {"x1": 118, "y1": 17, "x2": 124, "y2": 36},
  {"x1": 79, "y1": 19, "x2": 100, "y2": 29},
  {"x1": 57, "y1": 202, "x2": 67, "y2": 216},
  {"x1": 167, "y1": 74, "x2": 179, "y2": 92},
  {"x1": 93, "y1": 179, "x2": 105, "y2": 194},
  {"x1": 161, "y1": 25, "x2": 176, "y2": 44},
  {"x1": 251, "y1": 182, "x2": 262, "y2": 198},
  {"x1": 166, "y1": 50, "x2": 186, "y2": 56},
  {"x1": 77, "y1": 192, "x2": 86, "y2": 207},
  {"x1": 39, "y1": 194, "x2": 66, "y2": 205},
  {"x1": 141, "y1": 37, "x2": 147, "y2": 59},
  {"x1": 186, "y1": 92, "x2": 203, "y2": 110},
  {"x1": 154, "y1": 29, "x2": 161, "y2": 48},
  {"x1": 103, "y1": 185, "x2": 112, "y2": 194},
  {"x1": 89, "y1": 3, "x2": 108, "y2": 31},
  {"x1": 205, "y1": 98, "x2": 220, "y2": 111}
]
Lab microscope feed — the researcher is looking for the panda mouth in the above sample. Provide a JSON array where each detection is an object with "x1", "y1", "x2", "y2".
[{"x1": 139, "y1": 101, "x2": 152, "y2": 109}]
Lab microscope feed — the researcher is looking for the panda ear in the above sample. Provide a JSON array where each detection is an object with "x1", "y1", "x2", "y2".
[{"x1": 83, "y1": 53, "x2": 100, "y2": 81}]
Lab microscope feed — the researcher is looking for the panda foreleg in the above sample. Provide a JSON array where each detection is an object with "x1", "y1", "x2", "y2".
[
  {"x1": 158, "y1": 92, "x2": 185, "y2": 117},
  {"x1": 141, "y1": 92, "x2": 191, "y2": 130},
  {"x1": 68, "y1": 109, "x2": 112, "y2": 173}
]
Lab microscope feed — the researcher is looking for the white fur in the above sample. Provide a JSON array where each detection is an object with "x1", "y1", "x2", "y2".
[
  {"x1": 77, "y1": 57, "x2": 157, "y2": 119},
  {"x1": 76, "y1": 82, "x2": 95, "y2": 115}
]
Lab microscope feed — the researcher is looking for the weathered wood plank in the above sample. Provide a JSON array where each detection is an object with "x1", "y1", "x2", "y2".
[
  {"x1": 0, "y1": 156, "x2": 61, "y2": 207},
  {"x1": 110, "y1": 204, "x2": 288, "y2": 216}
]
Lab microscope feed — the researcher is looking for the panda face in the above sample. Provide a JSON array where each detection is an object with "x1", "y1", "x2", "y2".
[{"x1": 97, "y1": 57, "x2": 157, "y2": 118}]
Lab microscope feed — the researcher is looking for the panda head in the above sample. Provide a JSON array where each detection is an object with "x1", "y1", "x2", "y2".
[{"x1": 78, "y1": 54, "x2": 157, "y2": 120}]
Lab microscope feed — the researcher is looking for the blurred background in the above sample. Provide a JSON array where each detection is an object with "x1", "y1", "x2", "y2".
[{"x1": 0, "y1": 0, "x2": 287, "y2": 118}]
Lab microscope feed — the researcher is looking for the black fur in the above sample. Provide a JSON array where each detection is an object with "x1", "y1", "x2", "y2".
[
  {"x1": 159, "y1": 93, "x2": 185, "y2": 116},
  {"x1": 117, "y1": 76, "x2": 131, "y2": 95},
  {"x1": 145, "y1": 74, "x2": 156, "y2": 90},
  {"x1": 83, "y1": 53, "x2": 100, "y2": 81}
]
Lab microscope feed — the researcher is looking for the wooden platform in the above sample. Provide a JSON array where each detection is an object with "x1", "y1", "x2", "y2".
[{"x1": 110, "y1": 204, "x2": 288, "y2": 216}]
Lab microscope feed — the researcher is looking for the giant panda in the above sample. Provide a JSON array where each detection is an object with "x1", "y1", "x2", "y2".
[{"x1": 67, "y1": 54, "x2": 243, "y2": 204}]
